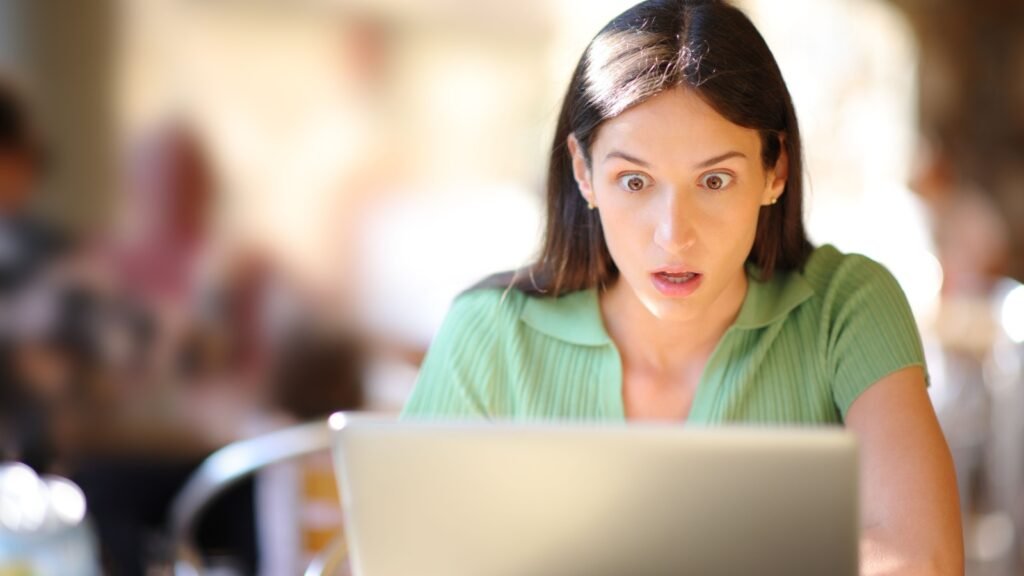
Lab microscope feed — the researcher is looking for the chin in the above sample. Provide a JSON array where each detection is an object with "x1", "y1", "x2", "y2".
[{"x1": 639, "y1": 295, "x2": 704, "y2": 323}]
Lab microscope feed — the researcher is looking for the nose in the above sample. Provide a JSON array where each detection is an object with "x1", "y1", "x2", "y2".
[{"x1": 653, "y1": 190, "x2": 697, "y2": 254}]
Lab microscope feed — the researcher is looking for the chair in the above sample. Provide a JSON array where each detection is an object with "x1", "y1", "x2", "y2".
[{"x1": 168, "y1": 419, "x2": 348, "y2": 576}]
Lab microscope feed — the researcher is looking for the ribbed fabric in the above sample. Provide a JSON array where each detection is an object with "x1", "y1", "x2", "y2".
[{"x1": 401, "y1": 245, "x2": 927, "y2": 425}]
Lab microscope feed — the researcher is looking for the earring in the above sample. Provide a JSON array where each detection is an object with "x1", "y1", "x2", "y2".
[
  {"x1": 587, "y1": 200, "x2": 595, "y2": 211},
  {"x1": 769, "y1": 197, "x2": 778, "y2": 205}
]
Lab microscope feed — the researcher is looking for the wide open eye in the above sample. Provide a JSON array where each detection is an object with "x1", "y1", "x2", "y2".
[
  {"x1": 699, "y1": 172, "x2": 734, "y2": 191},
  {"x1": 617, "y1": 173, "x2": 652, "y2": 193}
]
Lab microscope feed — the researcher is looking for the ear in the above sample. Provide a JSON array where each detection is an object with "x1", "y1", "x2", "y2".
[
  {"x1": 763, "y1": 137, "x2": 789, "y2": 205},
  {"x1": 567, "y1": 133, "x2": 595, "y2": 207}
]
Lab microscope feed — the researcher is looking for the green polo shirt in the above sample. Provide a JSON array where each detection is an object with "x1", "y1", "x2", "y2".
[{"x1": 402, "y1": 245, "x2": 927, "y2": 424}]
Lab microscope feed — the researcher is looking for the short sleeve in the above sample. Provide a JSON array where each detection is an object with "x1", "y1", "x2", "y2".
[
  {"x1": 400, "y1": 289, "x2": 509, "y2": 420},
  {"x1": 820, "y1": 254, "x2": 928, "y2": 419}
]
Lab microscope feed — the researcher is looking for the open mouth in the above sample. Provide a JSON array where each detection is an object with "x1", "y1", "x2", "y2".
[
  {"x1": 651, "y1": 270, "x2": 703, "y2": 297},
  {"x1": 655, "y1": 271, "x2": 699, "y2": 284}
]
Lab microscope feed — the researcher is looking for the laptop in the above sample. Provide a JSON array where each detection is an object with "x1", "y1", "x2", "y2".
[{"x1": 328, "y1": 413, "x2": 858, "y2": 576}]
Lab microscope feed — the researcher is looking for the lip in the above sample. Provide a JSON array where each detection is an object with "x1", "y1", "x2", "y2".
[
  {"x1": 651, "y1": 266, "x2": 700, "y2": 275},
  {"x1": 650, "y1": 269, "x2": 703, "y2": 298}
]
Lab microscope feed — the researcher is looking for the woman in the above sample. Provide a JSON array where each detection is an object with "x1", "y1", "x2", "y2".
[{"x1": 403, "y1": 0, "x2": 962, "y2": 573}]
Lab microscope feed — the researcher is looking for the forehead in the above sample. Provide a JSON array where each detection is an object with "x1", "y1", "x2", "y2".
[{"x1": 590, "y1": 88, "x2": 761, "y2": 164}]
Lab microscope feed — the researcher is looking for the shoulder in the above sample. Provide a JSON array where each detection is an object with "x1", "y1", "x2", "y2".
[
  {"x1": 442, "y1": 285, "x2": 607, "y2": 348},
  {"x1": 802, "y1": 244, "x2": 893, "y2": 289},
  {"x1": 425, "y1": 287, "x2": 529, "y2": 358},
  {"x1": 446, "y1": 286, "x2": 529, "y2": 331},
  {"x1": 740, "y1": 245, "x2": 906, "y2": 331},
  {"x1": 797, "y1": 244, "x2": 918, "y2": 349},
  {"x1": 797, "y1": 245, "x2": 927, "y2": 410},
  {"x1": 402, "y1": 288, "x2": 528, "y2": 419},
  {"x1": 801, "y1": 244, "x2": 906, "y2": 307}
]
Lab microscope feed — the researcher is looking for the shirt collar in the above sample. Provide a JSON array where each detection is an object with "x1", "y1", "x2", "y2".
[
  {"x1": 732, "y1": 263, "x2": 815, "y2": 329},
  {"x1": 519, "y1": 288, "x2": 610, "y2": 346},
  {"x1": 519, "y1": 264, "x2": 815, "y2": 345}
]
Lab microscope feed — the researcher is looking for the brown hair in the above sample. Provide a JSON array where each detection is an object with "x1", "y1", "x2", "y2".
[
  {"x1": 0, "y1": 79, "x2": 43, "y2": 168},
  {"x1": 486, "y1": 0, "x2": 812, "y2": 297}
]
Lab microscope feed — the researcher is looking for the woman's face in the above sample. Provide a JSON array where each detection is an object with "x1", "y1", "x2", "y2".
[{"x1": 569, "y1": 87, "x2": 787, "y2": 322}]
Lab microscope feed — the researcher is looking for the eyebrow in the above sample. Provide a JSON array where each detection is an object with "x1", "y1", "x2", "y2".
[
  {"x1": 604, "y1": 150, "x2": 651, "y2": 168},
  {"x1": 694, "y1": 151, "x2": 747, "y2": 169},
  {"x1": 603, "y1": 149, "x2": 747, "y2": 169}
]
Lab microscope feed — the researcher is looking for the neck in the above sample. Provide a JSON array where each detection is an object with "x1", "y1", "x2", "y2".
[{"x1": 599, "y1": 271, "x2": 747, "y2": 373}]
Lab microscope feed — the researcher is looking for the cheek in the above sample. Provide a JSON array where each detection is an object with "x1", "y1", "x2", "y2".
[
  {"x1": 595, "y1": 198, "x2": 648, "y2": 265},
  {"x1": 718, "y1": 197, "x2": 763, "y2": 252},
  {"x1": 596, "y1": 208, "x2": 634, "y2": 256},
  {"x1": 694, "y1": 191, "x2": 763, "y2": 257}
]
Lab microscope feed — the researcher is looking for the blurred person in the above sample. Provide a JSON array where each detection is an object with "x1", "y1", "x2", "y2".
[
  {"x1": 100, "y1": 120, "x2": 218, "y2": 390},
  {"x1": 911, "y1": 137, "x2": 1020, "y2": 574},
  {"x1": 77, "y1": 125, "x2": 353, "y2": 572},
  {"x1": 910, "y1": 138, "x2": 1010, "y2": 300},
  {"x1": 0, "y1": 79, "x2": 162, "y2": 479},
  {"x1": 0, "y1": 78, "x2": 85, "y2": 474},
  {"x1": 0, "y1": 80, "x2": 66, "y2": 289},
  {"x1": 70, "y1": 121, "x2": 264, "y2": 576},
  {"x1": 112, "y1": 121, "x2": 211, "y2": 307},
  {"x1": 103, "y1": 123, "x2": 304, "y2": 390},
  {"x1": 0, "y1": 86, "x2": 199, "y2": 576},
  {"x1": 402, "y1": 1, "x2": 962, "y2": 574}
]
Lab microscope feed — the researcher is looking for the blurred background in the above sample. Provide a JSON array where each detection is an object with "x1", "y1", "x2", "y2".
[{"x1": 0, "y1": 0, "x2": 1021, "y2": 574}]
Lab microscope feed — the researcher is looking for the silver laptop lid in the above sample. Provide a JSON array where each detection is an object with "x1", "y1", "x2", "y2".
[{"x1": 330, "y1": 414, "x2": 858, "y2": 576}]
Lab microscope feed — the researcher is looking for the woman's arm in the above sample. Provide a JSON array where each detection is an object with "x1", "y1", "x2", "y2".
[{"x1": 845, "y1": 365, "x2": 964, "y2": 576}]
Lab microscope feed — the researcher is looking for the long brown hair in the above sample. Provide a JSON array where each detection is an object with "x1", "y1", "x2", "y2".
[{"x1": 485, "y1": 0, "x2": 812, "y2": 297}]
